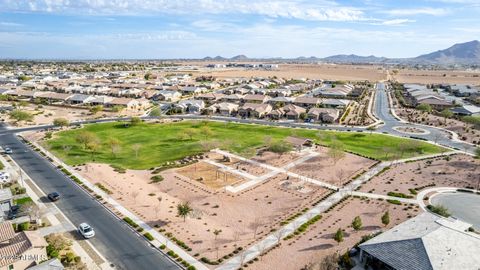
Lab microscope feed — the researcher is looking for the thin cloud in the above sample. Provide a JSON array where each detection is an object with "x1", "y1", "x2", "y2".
[
  {"x1": 0, "y1": 0, "x2": 368, "y2": 22},
  {"x1": 383, "y1": 8, "x2": 449, "y2": 16}
]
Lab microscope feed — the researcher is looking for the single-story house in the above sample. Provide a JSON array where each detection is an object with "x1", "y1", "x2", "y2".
[
  {"x1": 293, "y1": 97, "x2": 322, "y2": 108},
  {"x1": 243, "y1": 94, "x2": 270, "y2": 104},
  {"x1": 196, "y1": 93, "x2": 225, "y2": 102},
  {"x1": 107, "y1": 98, "x2": 149, "y2": 109},
  {"x1": 154, "y1": 90, "x2": 182, "y2": 102},
  {"x1": 359, "y1": 212, "x2": 480, "y2": 270},
  {"x1": 267, "y1": 108, "x2": 286, "y2": 120},
  {"x1": 181, "y1": 86, "x2": 205, "y2": 95},
  {"x1": 27, "y1": 258, "x2": 64, "y2": 270},
  {"x1": 176, "y1": 99, "x2": 205, "y2": 113},
  {"x1": 450, "y1": 105, "x2": 480, "y2": 116},
  {"x1": 282, "y1": 104, "x2": 306, "y2": 120},
  {"x1": 208, "y1": 102, "x2": 239, "y2": 116},
  {"x1": 90, "y1": 96, "x2": 114, "y2": 106},
  {"x1": 221, "y1": 94, "x2": 244, "y2": 104},
  {"x1": 307, "y1": 108, "x2": 339, "y2": 123},
  {"x1": 0, "y1": 222, "x2": 48, "y2": 270},
  {"x1": 416, "y1": 96, "x2": 453, "y2": 110},
  {"x1": 322, "y1": 99, "x2": 350, "y2": 108},
  {"x1": 238, "y1": 103, "x2": 272, "y2": 118},
  {"x1": 37, "y1": 92, "x2": 73, "y2": 103},
  {"x1": 67, "y1": 94, "x2": 96, "y2": 104}
]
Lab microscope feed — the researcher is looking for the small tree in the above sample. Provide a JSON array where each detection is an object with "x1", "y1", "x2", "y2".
[
  {"x1": 328, "y1": 140, "x2": 345, "y2": 165},
  {"x1": 149, "y1": 108, "x2": 162, "y2": 117},
  {"x1": 177, "y1": 202, "x2": 192, "y2": 222},
  {"x1": 107, "y1": 138, "x2": 121, "y2": 158},
  {"x1": 440, "y1": 109, "x2": 453, "y2": 125},
  {"x1": 381, "y1": 211, "x2": 390, "y2": 227},
  {"x1": 89, "y1": 105, "x2": 103, "y2": 114},
  {"x1": 130, "y1": 117, "x2": 142, "y2": 126},
  {"x1": 53, "y1": 118, "x2": 69, "y2": 128},
  {"x1": 200, "y1": 126, "x2": 213, "y2": 140},
  {"x1": 86, "y1": 138, "x2": 101, "y2": 160},
  {"x1": 75, "y1": 131, "x2": 96, "y2": 150},
  {"x1": 131, "y1": 191, "x2": 139, "y2": 205},
  {"x1": 352, "y1": 216, "x2": 362, "y2": 231},
  {"x1": 416, "y1": 103, "x2": 432, "y2": 113},
  {"x1": 132, "y1": 143, "x2": 141, "y2": 159},
  {"x1": 213, "y1": 229, "x2": 222, "y2": 241},
  {"x1": 184, "y1": 128, "x2": 198, "y2": 140},
  {"x1": 318, "y1": 253, "x2": 339, "y2": 270},
  {"x1": 9, "y1": 110, "x2": 33, "y2": 123},
  {"x1": 333, "y1": 228, "x2": 344, "y2": 244}
]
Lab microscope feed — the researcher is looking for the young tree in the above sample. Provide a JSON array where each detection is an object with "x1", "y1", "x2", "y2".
[
  {"x1": 213, "y1": 229, "x2": 222, "y2": 241},
  {"x1": 184, "y1": 128, "x2": 198, "y2": 140},
  {"x1": 132, "y1": 143, "x2": 141, "y2": 159},
  {"x1": 86, "y1": 138, "x2": 101, "y2": 160},
  {"x1": 381, "y1": 211, "x2": 390, "y2": 227},
  {"x1": 328, "y1": 140, "x2": 345, "y2": 165},
  {"x1": 89, "y1": 105, "x2": 103, "y2": 114},
  {"x1": 149, "y1": 107, "x2": 162, "y2": 117},
  {"x1": 131, "y1": 191, "x2": 139, "y2": 205},
  {"x1": 107, "y1": 138, "x2": 121, "y2": 158},
  {"x1": 177, "y1": 202, "x2": 192, "y2": 222},
  {"x1": 53, "y1": 118, "x2": 69, "y2": 128},
  {"x1": 200, "y1": 126, "x2": 213, "y2": 140},
  {"x1": 352, "y1": 216, "x2": 362, "y2": 231},
  {"x1": 75, "y1": 131, "x2": 96, "y2": 150},
  {"x1": 130, "y1": 117, "x2": 142, "y2": 126},
  {"x1": 9, "y1": 110, "x2": 33, "y2": 123},
  {"x1": 440, "y1": 109, "x2": 453, "y2": 125},
  {"x1": 318, "y1": 253, "x2": 339, "y2": 270},
  {"x1": 333, "y1": 228, "x2": 344, "y2": 244},
  {"x1": 416, "y1": 103, "x2": 432, "y2": 113}
]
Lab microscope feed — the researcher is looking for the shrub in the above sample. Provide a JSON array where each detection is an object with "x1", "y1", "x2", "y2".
[
  {"x1": 150, "y1": 175, "x2": 164, "y2": 183},
  {"x1": 46, "y1": 244, "x2": 59, "y2": 258},
  {"x1": 123, "y1": 217, "x2": 139, "y2": 228},
  {"x1": 387, "y1": 199, "x2": 401, "y2": 205},
  {"x1": 387, "y1": 192, "x2": 413, "y2": 199},
  {"x1": 427, "y1": 204, "x2": 450, "y2": 217},
  {"x1": 143, "y1": 232, "x2": 154, "y2": 241},
  {"x1": 18, "y1": 222, "x2": 30, "y2": 231},
  {"x1": 160, "y1": 244, "x2": 166, "y2": 250}
]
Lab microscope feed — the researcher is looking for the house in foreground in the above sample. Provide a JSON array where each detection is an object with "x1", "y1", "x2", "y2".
[
  {"x1": 0, "y1": 222, "x2": 48, "y2": 270},
  {"x1": 358, "y1": 212, "x2": 480, "y2": 270}
]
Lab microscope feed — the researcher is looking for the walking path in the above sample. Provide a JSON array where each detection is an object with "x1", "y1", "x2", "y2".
[
  {"x1": 214, "y1": 149, "x2": 338, "y2": 192},
  {"x1": 216, "y1": 150, "x2": 457, "y2": 269}
]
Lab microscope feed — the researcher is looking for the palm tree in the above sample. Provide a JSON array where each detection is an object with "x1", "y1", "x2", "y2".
[{"x1": 177, "y1": 202, "x2": 192, "y2": 222}]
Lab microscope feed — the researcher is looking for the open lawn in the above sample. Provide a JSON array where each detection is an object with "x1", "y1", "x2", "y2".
[{"x1": 46, "y1": 120, "x2": 446, "y2": 169}]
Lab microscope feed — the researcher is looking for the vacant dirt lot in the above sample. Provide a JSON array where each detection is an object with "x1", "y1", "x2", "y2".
[
  {"x1": 359, "y1": 154, "x2": 479, "y2": 196},
  {"x1": 195, "y1": 64, "x2": 387, "y2": 81},
  {"x1": 0, "y1": 102, "x2": 143, "y2": 127},
  {"x1": 75, "y1": 162, "x2": 330, "y2": 266},
  {"x1": 290, "y1": 147, "x2": 376, "y2": 186},
  {"x1": 250, "y1": 197, "x2": 419, "y2": 270},
  {"x1": 392, "y1": 69, "x2": 480, "y2": 85}
]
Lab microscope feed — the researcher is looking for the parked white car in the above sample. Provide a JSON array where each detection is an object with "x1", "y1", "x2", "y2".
[{"x1": 78, "y1": 223, "x2": 95, "y2": 239}]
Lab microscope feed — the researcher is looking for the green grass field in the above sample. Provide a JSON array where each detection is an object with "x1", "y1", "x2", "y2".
[{"x1": 46, "y1": 120, "x2": 446, "y2": 169}]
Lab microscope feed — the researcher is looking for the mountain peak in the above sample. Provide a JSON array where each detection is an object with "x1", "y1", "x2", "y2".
[{"x1": 415, "y1": 40, "x2": 480, "y2": 64}]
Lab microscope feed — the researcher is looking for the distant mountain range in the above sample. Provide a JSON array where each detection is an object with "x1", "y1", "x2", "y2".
[{"x1": 202, "y1": 40, "x2": 480, "y2": 65}]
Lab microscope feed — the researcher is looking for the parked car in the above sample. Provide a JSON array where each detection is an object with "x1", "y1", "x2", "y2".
[
  {"x1": 7, "y1": 205, "x2": 20, "y2": 220},
  {"x1": 78, "y1": 223, "x2": 95, "y2": 239},
  {"x1": 47, "y1": 192, "x2": 60, "y2": 202},
  {"x1": 4, "y1": 147, "x2": 12, "y2": 154}
]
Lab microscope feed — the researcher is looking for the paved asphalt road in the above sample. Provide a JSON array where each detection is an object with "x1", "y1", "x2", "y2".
[
  {"x1": 431, "y1": 192, "x2": 480, "y2": 230},
  {"x1": 374, "y1": 83, "x2": 477, "y2": 154},
  {"x1": 0, "y1": 129, "x2": 179, "y2": 270}
]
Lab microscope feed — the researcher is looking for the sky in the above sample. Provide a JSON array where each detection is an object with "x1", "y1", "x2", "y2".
[{"x1": 0, "y1": 0, "x2": 479, "y2": 59}]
